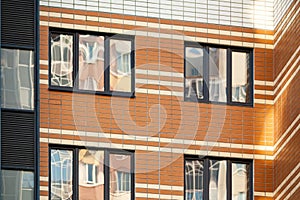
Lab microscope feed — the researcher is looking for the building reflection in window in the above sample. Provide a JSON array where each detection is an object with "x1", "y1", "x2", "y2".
[
  {"x1": 79, "y1": 149, "x2": 104, "y2": 200},
  {"x1": 110, "y1": 154, "x2": 131, "y2": 200},
  {"x1": 78, "y1": 35, "x2": 105, "y2": 91},
  {"x1": 110, "y1": 39, "x2": 132, "y2": 92},
  {"x1": 51, "y1": 149, "x2": 73, "y2": 200},
  {"x1": 50, "y1": 33, "x2": 73, "y2": 87},
  {"x1": 1, "y1": 48, "x2": 34, "y2": 110}
]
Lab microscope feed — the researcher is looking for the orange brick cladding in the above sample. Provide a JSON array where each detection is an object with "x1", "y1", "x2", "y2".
[
  {"x1": 273, "y1": 0, "x2": 300, "y2": 199},
  {"x1": 39, "y1": 1, "x2": 299, "y2": 199}
]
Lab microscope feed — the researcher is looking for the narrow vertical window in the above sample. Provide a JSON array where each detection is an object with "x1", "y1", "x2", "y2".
[
  {"x1": 232, "y1": 163, "x2": 249, "y2": 200},
  {"x1": 209, "y1": 48, "x2": 227, "y2": 103},
  {"x1": 231, "y1": 52, "x2": 250, "y2": 103},
  {"x1": 78, "y1": 35, "x2": 105, "y2": 91},
  {"x1": 1, "y1": 48, "x2": 34, "y2": 110},
  {"x1": 209, "y1": 160, "x2": 227, "y2": 200},
  {"x1": 78, "y1": 149, "x2": 105, "y2": 199},
  {"x1": 185, "y1": 160, "x2": 204, "y2": 200},
  {"x1": 185, "y1": 46, "x2": 204, "y2": 100},
  {"x1": 109, "y1": 39, "x2": 132, "y2": 92},
  {"x1": 51, "y1": 149, "x2": 73, "y2": 200},
  {"x1": 109, "y1": 154, "x2": 132, "y2": 199},
  {"x1": 50, "y1": 33, "x2": 73, "y2": 87}
]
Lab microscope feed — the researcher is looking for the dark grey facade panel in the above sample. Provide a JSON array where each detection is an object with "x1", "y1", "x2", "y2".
[
  {"x1": 1, "y1": 0, "x2": 34, "y2": 48},
  {"x1": 1, "y1": 110, "x2": 34, "y2": 169}
]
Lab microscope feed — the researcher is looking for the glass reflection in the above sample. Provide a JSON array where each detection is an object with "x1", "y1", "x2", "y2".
[
  {"x1": 1, "y1": 170, "x2": 34, "y2": 200},
  {"x1": 232, "y1": 163, "x2": 249, "y2": 200},
  {"x1": 110, "y1": 39, "x2": 132, "y2": 92},
  {"x1": 110, "y1": 154, "x2": 131, "y2": 200},
  {"x1": 209, "y1": 160, "x2": 227, "y2": 200},
  {"x1": 79, "y1": 149, "x2": 104, "y2": 200},
  {"x1": 50, "y1": 33, "x2": 73, "y2": 87},
  {"x1": 185, "y1": 160, "x2": 204, "y2": 200},
  {"x1": 185, "y1": 47, "x2": 204, "y2": 100},
  {"x1": 79, "y1": 35, "x2": 105, "y2": 91},
  {"x1": 232, "y1": 52, "x2": 250, "y2": 103},
  {"x1": 1, "y1": 48, "x2": 34, "y2": 110},
  {"x1": 51, "y1": 149, "x2": 73, "y2": 200},
  {"x1": 209, "y1": 48, "x2": 227, "y2": 102}
]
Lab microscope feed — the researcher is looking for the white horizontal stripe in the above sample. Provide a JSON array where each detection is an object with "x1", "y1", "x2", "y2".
[
  {"x1": 136, "y1": 69, "x2": 183, "y2": 78},
  {"x1": 40, "y1": 69, "x2": 48, "y2": 75},
  {"x1": 40, "y1": 137, "x2": 274, "y2": 160},
  {"x1": 136, "y1": 192, "x2": 183, "y2": 199},
  {"x1": 136, "y1": 183, "x2": 183, "y2": 191},
  {"x1": 254, "y1": 192, "x2": 274, "y2": 197},
  {"x1": 136, "y1": 78, "x2": 183, "y2": 87},
  {"x1": 40, "y1": 127, "x2": 273, "y2": 152},
  {"x1": 40, "y1": 79, "x2": 48, "y2": 85},
  {"x1": 254, "y1": 99, "x2": 274, "y2": 105},
  {"x1": 40, "y1": 176, "x2": 48, "y2": 182},
  {"x1": 40, "y1": 60, "x2": 48, "y2": 65},
  {"x1": 40, "y1": 186, "x2": 48, "y2": 192},
  {"x1": 254, "y1": 89, "x2": 274, "y2": 95},
  {"x1": 254, "y1": 80, "x2": 274, "y2": 87},
  {"x1": 40, "y1": 196, "x2": 48, "y2": 200}
]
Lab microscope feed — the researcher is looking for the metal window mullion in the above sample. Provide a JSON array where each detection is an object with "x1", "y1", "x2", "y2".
[
  {"x1": 203, "y1": 46, "x2": 209, "y2": 102},
  {"x1": 227, "y1": 160, "x2": 232, "y2": 200},
  {"x1": 104, "y1": 37, "x2": 110, "y2": 92},
  {"x1": 204, "y1": 158, "x2": 209, "y2": 200},
  {"x1": 227, "y1": 48, "x2": 232, "y2": 103},
  {"x1": 104, "y1": 150, "x2": 110, "y2": 200}
]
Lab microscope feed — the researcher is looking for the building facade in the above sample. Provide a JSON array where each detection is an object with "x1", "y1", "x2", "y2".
[{"x1": 0, "y1": 0, "x2": 299, "y2": 199}]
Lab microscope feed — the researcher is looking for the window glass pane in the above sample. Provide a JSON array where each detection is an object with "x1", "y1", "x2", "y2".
[
  {"x1": 51, "y1": 149, "x2": 73, "y2": 200},
  {"x1": 185, "y1": 160, "x2": 203, "y2": 200},
  {"x1": 110, "y1": 39, "x2": 132, "y2": 92},
  {"x1": 209, "y1": 48, "x2": 227, "y2": 102},
  {"x1": 79, "y1": 149, "x2": 104, "y2": 200},
  {"x1": 1, "y1": 170, "x2": 34, "y2": 200},
  {"x1": 50, "y1": 33, "x2": 73, "y2": 87},
  {"x1": 185, "y1": 47, "x2": 204, "y2": 100},
  {"x1": 78, "y1": 35, "x2": 105, "y2": 91},
  {"x1": 110, "y1": 154, "x2": 131, "y2": 199},
  {"x1": 232, "y1": 163, "x2": 249, "y2": 200},
  {"x1": 209, "y1": 160, "x2": 227, "y2": 200},
  {"x1": 232, "y1": 52, "x2": 250, "y2": 103},
  {"x1": 1, "y1": 48, "x2": 34, "y2": 110}
]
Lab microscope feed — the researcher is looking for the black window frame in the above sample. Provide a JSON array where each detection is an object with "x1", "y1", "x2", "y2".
[
  {"x1": 48, "y1": 28, "x2": 135, "y2": 98},
  {"x1": 184, "y1": 41, "x2": 254, "y2": 106},
  {"x1": 184, "y1": 156, "x2": 253, "y2": 200},
  {"x1": 48, "y1": 145, "x2": 135, "y2": 200}
]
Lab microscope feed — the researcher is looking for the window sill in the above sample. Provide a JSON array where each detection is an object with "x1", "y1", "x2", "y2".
[{"x1": 48, "y1": 86, "x2": 135, "y2": 98}]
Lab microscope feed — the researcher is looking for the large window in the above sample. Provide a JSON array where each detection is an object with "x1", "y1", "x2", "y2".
[
  {"x1": 184, "y1": 157, "x2": 252, "y2": 200},
  {"x1": 50, "y1": 146, "x2": 134, "y2": 200},
  {"x1": 184, "y1": 42, "x2": 253, "y2": 106},
  {"x1": 1, "y1": 169, "x2": 34, "y2": 200},
  {"x1": 1, "y1": 48, "x2": 34, "y2": 110},
  {"x1": 49, "y1": 29, "x2": 134, "y2": 96}
]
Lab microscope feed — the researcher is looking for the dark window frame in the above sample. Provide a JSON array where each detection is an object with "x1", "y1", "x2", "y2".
[
  {"x1": 184, "y1": 156, "x2": 253, "y2": 200},
  {"x1": 48, "y1": 28, "x2": 135, "y2": 98},
  {"x1": 48, "y1": 145, "x2": 135, "y2": 200},
  {"x1": 184, "y1": 41, "x2": 254, "y2": 106}
]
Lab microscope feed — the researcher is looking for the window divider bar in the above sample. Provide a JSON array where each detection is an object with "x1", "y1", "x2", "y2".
[
  {"x1": 104, "y1": 150, "x2": 110, "y2": 200},
  {"x1": 227, "y1": 160, "x2": 232, "y2": 200},
  {"x1": 204, "y1": 158, "x2": 209, "y2": 200},
  {"x1": 104, "y1": 37, "x2": 110, "y2": 92},
  {"x1": 73, "y1": 148, "x2": 79, "y2": 200},
  {"x1": 227, "y1": 48, "x2": 232, "y2": 104}
]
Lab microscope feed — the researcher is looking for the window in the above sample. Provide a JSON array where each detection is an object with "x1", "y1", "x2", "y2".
[
  {"x1": 49, "y1": 29, "x2": 135, "y2": 96},
  {"x1": 1, "y1": 169, "x2": 34, "y2": 200},
  {"x1": 184, "y1": 42, "x2": 253, "y2": 106},
  {"x1": 184, "y1": 157, "x2": 252, "y2": 200},
  {"x1": 1, "y1": 48, "x2": 34, "y2": 110},
  {"x1": 50, "y1": 147, "x2": 134, "y2": 200}
]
